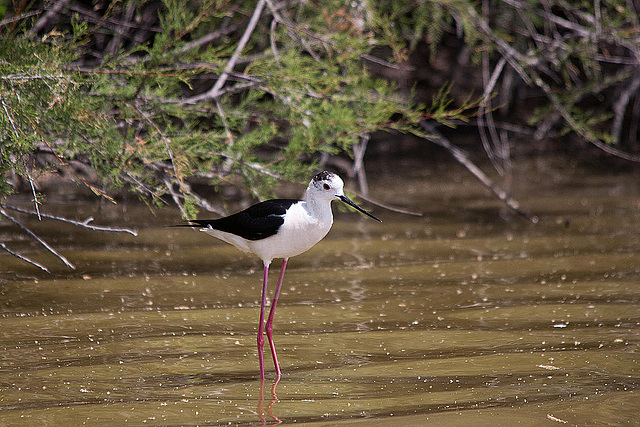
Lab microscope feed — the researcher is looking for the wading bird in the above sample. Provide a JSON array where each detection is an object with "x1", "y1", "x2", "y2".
[{"x1": 177, "y1": 171, "x2": 381, "y2": 380}]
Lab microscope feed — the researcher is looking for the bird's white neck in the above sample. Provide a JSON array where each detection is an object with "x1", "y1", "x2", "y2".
[{"x1": 304, "y1": 190, "x2": 334, "y2": 223}]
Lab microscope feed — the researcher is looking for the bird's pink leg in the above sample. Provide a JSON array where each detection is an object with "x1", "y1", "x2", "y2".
[
  {"x1": 266, "y1": 258, "x2": 288, "y2": 378},
  {"x1": 258, "y1": 262, "x2": 270, "y2": 381}
]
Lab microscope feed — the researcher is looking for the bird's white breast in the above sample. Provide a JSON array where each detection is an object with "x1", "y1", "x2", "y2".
[{"x1": 248, "y1": 201, "x2": 333, "y2": 263}]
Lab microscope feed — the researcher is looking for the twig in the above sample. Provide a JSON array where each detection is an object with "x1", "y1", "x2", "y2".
[
  {"x1": 134, "y1": 103, "x2": 175, "y2": 167},
  {"x1": 353, "y1": 190, "x2": 423, "y2": 217},
  {"x1": 360, "y1": 54, "x2": 416, "y2": 71},
  {"x1": 0, "y1": 10, "x2": 41, "y2": 28},
  {"x1": 28, "y1": 0, "x2": 71, "y2": 36},
  {"x1": 25, "y1": 173, "x2": 42, "y2": 220},
  {"x1": 164, "y1": 179, "x2": 188, "y2": 219},
  {"x1": 0, "y1": 208, "x2": 76, "y2": 269},
  {"x1": 157, "y1": 174, "x2": 225, "y2": 215},
  {"x1": 215, "y1": 98, "x2": 238, "y2": 175},
  {"x1": 184, "y1": 187, "x2": 226, "y2": 215},
  {"x1": 612, "y1": 70, "x2": 640, "y2": 143},
  {"x1": 264, "y1": 0, "x2": 323, "y2": 62},
  {"x1": 532, "y1": 73, "x2": 640, "y2": 162},
  {"x1": 269, "y1": 17, "x2": 281, "y2": 64},
  {"x1": 105, "y1": 2, "x2": 136, "y2": 57},
  {"x1": 352, "y1": 134, "x2": 369, "y2": 197},
  {"x1": 2, "y1": 204, "x2": 138, "y2": 236},
  {"x1": 65, "y1": 3, "x2": 162, "y2": 34},
  {"x1": 1, "y1": 95, "x2": 19, "y2": 138},
  {"x1": 420, "y1": 121, "x2": 538, "y2": 223},
  {"x1": 120, "y1": 171, "x2": 169, "y2": 206},
  {"x1": 180, "y1": 21, "x2": 245, "y2": 53},
  {"x1": 25, "y1": 118, "x2": 117, "y2": 203},
  {"x1": 478, "y1": 55, "x2": 508, "y2": 176},
  {"x1": 0, "y1": 242, "x2": 50, "y2": 273},
  {"x1": 185, "y1": 0, "x2": 267, "y2": 103}
]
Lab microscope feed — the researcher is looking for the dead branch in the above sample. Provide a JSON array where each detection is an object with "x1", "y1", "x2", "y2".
[
  {"x1": 164, "y1": 178, "x2": 189, "y2": 219},
  {"x1": 354, "y1": 190, "x2": 423, "y2": 217},
  {"x1": 184, "y1": 0, "x2": 267, "y2": 103},
  {"x1": 478, "y1": 55, "x2": 509, "y2": 176},
  {"x1": 0, "y1": 207, "x2": 76, "y2": 269},
  {"x1": 420, "y1": 121, "x2": 538, "y2": 223},
  {"x1": 180, "y1": 21, "x2": 246, "y2": 53},
  {"x1": 532, "y1": 73, "x2": 640, "y2": 162},
  {"x1": 0, "y1": 242, "x2": 50, "y2": 273},
  {"x1": 264, "y1": 0, "x2": 323, "y2": 62},
  {"x1": 28, "y1": 0, "x2": 71, "y2": 36},
  {"x1": 2, "y1": 204, "x2": 138, "y2": 236},
  {"x1": 612, "y1": 70, "x2": 640, "y2": 144},
  {"x1": 351, "y1": 134, "x2": 370, "y2": 197}
]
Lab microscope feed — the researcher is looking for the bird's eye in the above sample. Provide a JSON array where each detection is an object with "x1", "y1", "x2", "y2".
[{"x1": 323, "y1": 183, "x2": 330, "y2": 190}]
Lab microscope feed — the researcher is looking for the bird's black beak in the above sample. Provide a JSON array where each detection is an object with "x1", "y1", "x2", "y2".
[{"x1": 338, "y1": 195, "x2": 382, "y2": 222}]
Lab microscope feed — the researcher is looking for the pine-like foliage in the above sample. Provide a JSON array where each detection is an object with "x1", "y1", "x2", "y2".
[{"x1": 1, "y1": 0, "x2": 639, "y2": 218}]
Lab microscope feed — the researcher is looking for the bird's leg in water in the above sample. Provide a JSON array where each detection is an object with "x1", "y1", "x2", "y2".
[
  {"x1": 266, "y1": 258, "x2": 288, "y2": 378},
  {"x1": 258, "y1": 262, "x2": 270, "y2": 380}
]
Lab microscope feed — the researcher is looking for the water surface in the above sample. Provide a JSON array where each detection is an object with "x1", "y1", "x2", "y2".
[{"x1": 1, "y1": 157, "x2": 639, "y2": 425}]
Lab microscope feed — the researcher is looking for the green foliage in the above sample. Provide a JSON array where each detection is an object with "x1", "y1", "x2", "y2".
[
  {"x1": 0, "y1": 32, "x2": 119, "y2": 197},
  {"x1": 1, "y1": 0, "x2": 638, "y2": 216},
  {"x1": 371, "y1": 0, "x2": 452, "y2": 59}
]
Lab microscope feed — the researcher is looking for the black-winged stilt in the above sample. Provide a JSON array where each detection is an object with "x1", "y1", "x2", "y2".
[{"x1": 178, "y1": 171, "x2": 381, "y2": 380}]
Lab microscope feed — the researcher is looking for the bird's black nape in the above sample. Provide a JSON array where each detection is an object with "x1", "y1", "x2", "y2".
[{"x1": 313, "y1": 170, "x2": 335, "y2": 182}]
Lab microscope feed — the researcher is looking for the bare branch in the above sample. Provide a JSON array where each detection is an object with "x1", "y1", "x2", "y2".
[
  {"x1": 26, "y1": 173, "x2": 42, "y2": 220},
  {"x1": 0, "y1": 242, "x2": 50, "y2": 273},
  {"x1": 532, "y1": 73, "x2": 640, "y2": 162},
  {"x1": 269, "y1": 17, "x2": 281, "y2": 64},
  {"x1": 354, "y1": 190, "x2": 423, "y2": 217},
  {"x1": 0, "y1": 10, "x2": 41, "y2": 28},
  {"x1": 1, "y1": 97, "x2": 18, "y2": 141},
  {"x1": 120, "y1": 171, "x2": 169, "y2": 206},
  {"x1": 420, "y1": 121, "x2": 538, "y2": 223},
  {"x1": 264, "y1": 0, "x2": 323, "y2": 62},
  {"x1": 612, "y1": 71, "x2": 640, "y2": 143},
  {"x1": 164, "y1": 179, "x2": 189, "y2": 219},
  {"x1": 352, "y1": 134, "x2": 370, "y2": 197},
  {"x1": 478, "y1": 55, "x2": 508, "y2": 176},
  {"x1": 2, "y1": 204, "x2": 138, "y2": 236},
  {"x1": 185, "y1": 0, "x2": 267, "y2": 103},
  {"x1": 28, "y1": 0, "x2": 71, "y2": 36},
  {"x1": 0, "y1": 208, "x2": 76, "y2": 269},
  {"x1": 360, "y1": 54, "x2": 416, "y2": 71},
  {"x1": 181, "y1": 21, "x2": 246, "y2": 53}
]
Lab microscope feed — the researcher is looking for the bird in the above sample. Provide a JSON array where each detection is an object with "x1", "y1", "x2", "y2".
[{"x1": 176, "y1": 171, "x2": 381, "y2": 380}]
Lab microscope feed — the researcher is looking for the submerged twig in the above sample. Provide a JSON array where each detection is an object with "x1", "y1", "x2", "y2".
[
  {"x1": 0, "y1": 207, "x2": 76, "y2": 269},
  {"x1": 2, "y1": 204, "x2": 138, "y2": 236},
  {"x1": 353, "y1": 190, "x2": 423, "y2": 217},
  {"x1": 420, "y1": 121, "x2": 538, "y2": 223},
  {"x1": 0, "y1": 242, "x2": 50, "y2": 273}
]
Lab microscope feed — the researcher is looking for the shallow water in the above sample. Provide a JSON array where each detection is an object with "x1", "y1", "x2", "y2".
[{"x1": 1, "y1": 157, "x2": 639, "y2": 425}]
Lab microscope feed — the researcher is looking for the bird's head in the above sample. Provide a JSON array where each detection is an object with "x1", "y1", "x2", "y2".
[{"x1": 308, "y1": 171, "x2": 381, "y2": 222}]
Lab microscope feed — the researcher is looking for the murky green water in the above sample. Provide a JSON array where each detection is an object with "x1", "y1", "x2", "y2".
[{"x1": 1, "y1": 158, "x2": 639, "y2": 425}]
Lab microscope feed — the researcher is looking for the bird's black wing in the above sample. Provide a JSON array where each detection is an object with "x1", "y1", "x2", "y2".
[{"x1": 186, "y1": 199, "x2": 299, "y2": 241}]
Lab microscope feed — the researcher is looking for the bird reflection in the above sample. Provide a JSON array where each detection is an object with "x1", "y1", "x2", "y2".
[{"x1": 257, "y1": 378, "x2": 281, "y2": 426}]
